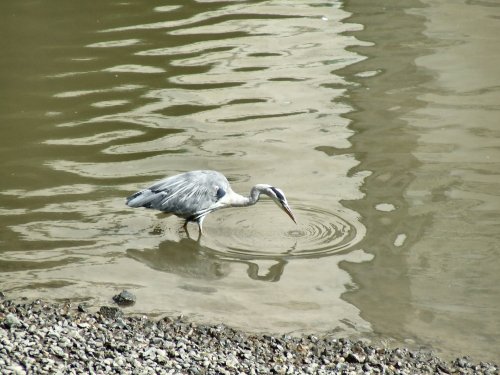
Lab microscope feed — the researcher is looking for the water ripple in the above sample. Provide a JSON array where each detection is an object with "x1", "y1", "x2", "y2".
[{"x1": 202, "y1": 202, "x2": 365, "y2": 260}]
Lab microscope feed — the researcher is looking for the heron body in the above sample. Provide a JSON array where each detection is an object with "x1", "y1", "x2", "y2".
[{"x1": 126, "y1": 170, "x2": 296, "y2": 235}]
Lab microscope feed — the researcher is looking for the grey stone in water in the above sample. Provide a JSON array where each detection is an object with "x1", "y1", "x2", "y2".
[{"x1": 112, "y1": 290, "x2": 136, "y2": 306}]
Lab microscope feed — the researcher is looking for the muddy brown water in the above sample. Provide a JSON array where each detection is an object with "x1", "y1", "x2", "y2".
[{"x1": 1, "y1": 0, "x2": 499, "y2": 362}]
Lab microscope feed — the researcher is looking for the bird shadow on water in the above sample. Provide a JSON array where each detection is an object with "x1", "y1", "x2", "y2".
[{"x1": 126, "y1": 236, "x2": 290, "y2": 283}]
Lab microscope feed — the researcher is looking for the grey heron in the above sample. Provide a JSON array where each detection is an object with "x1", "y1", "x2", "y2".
[{"x1": 126, "y1": 170, "x2": 296, "y2": 235}]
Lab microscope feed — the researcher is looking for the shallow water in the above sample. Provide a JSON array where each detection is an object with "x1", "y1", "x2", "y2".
[{"x1": 1, "y1": 0, "x2": 499, "y2": 362}]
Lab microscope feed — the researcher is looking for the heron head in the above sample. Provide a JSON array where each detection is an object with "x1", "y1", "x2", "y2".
[{"x1": 264, "y1": 186, "x2": 297, "y2": 224}]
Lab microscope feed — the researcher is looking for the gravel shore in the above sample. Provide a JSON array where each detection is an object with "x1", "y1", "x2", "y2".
[{"x1": 0, "y1": 295, "x2": 497, "y2": 374}]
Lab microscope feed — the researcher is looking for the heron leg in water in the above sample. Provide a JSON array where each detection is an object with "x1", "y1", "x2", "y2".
[
  {"x1": 181, "y1": 220, "x2": 192, "y2": 238},
  {"x1": 182, "y1": 218, "x2": 203, "y2": 239},
  {"x1": 197, "y1": 216, "x2": 205, "y2": 236}
]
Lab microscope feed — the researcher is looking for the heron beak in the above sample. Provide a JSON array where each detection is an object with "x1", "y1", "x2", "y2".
[{"x1": 282, "y1": 203, "x2": 297, "y2": 224}]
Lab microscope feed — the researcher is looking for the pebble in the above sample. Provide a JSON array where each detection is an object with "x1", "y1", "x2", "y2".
[
  {"x1": 3, "y1": 313, "x2": 22, "y2": 328},
  {"x1": 0, "y1": 295, "x2": 497, "y2": 375},
  {"x1": 112, "y1": 290, "x2": 136, "y2": 307},
  {"x1": 99, "y1": 306, "x2": 123, "y2": 319}
]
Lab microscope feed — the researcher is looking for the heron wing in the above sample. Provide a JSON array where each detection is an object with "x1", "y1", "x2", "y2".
[{"x1": 127, "y1": 170, "x2": 229, "y2": 219}]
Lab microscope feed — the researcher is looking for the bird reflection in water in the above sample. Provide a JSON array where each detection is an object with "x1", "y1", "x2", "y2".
[
  {"x1": 127, "y1": 238, "x2": 229, "y2": 280},
  {"x1": 126, "y1": 238, "x2": 291, "y2": 283}
]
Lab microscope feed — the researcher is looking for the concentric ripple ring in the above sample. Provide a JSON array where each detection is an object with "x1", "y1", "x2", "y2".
[{"x1": 203, "y1": 202, "x2": 366, "y2": 260}]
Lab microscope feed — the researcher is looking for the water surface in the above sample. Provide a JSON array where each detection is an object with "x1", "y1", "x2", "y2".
[{"x1": 1, "y1": 0, "x2": 499, "y2": 362}]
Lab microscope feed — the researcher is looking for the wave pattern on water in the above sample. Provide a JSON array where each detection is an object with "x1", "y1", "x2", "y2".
[{"x1": 0, "y1": 0, "x2": 372, "y2": 336}]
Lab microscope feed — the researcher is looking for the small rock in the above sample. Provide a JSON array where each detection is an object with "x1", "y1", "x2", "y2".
[
  {"x1": 58, "y1": 337, "x2": 72, "y2": 348},
  {"x1": 4, "y1": 313, "x2": 22, "y2": 328},
  {"x1": 437, "y1": 363, "x2": 451, "y2": 373},
  {"x1": 99, "y1": 306, "x2": 123, "y2": 319},
  {"x1": 114, "y1": 317, "x2": 128, "y2": 329},
  {"x1": 112, "y1": 290, "x2": 136, "y2": 307},
  {"x1": 454, "y1": 357, "x2": 471, "y2": 368},
  {"x1": 143, "y1": 347, "x2": 156, "y2": 360},
  {"x1": 51, "y1": 345, "x2": 66, "y2": 358},
  {"x1": 6, "y1": 363, "x2": 25, "y2": 375},
  {"x1": 345, "y1": 352, "x2": 365, "y2": 364}
]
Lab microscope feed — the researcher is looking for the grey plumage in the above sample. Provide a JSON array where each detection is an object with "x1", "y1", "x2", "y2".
[{"x1": 126, "y1": 170, "x2": 296, "y2": 235}]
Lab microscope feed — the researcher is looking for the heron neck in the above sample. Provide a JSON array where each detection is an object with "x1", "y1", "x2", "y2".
[
  {"x1": 248, "y1": 184, "x2": 272, "y2": 205},
  {"x1": 229, "y1": 184, "x2": 270, "y2": 207}
]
